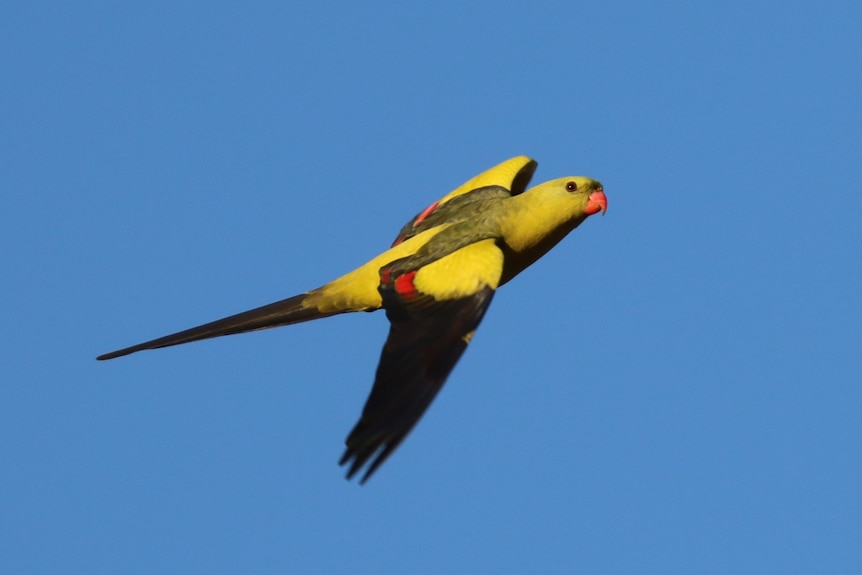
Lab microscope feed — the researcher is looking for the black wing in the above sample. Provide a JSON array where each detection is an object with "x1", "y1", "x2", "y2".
[{"x1": 339, "y1": 258, "x2": 496, "y2": 483}]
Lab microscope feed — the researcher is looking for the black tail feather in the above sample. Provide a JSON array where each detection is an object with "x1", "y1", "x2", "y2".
[{"x1": 97, "y1": 292, "x2": 328, "y2": 360}]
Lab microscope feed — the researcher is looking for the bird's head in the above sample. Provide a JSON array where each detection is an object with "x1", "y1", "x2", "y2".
[
  {"x1": 499, "y1": 175, "x2": 607, "y2": 258},
  {"x1": 537, "y1": 176, "x2": 607, "y2": 218}
]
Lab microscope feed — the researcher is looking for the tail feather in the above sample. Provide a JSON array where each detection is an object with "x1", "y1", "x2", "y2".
[{"x1": 97, "y1": 292, "x2": 333, "y2": 360}]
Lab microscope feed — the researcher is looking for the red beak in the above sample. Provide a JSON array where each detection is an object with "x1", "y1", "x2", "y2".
[{"x1": 585, "y1": 188, "x2": 607, "y2": 216}]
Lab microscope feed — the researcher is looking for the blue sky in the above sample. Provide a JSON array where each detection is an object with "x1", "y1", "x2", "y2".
[{"x1": 2, "y1": 1, "x2": 860, "y2": 573}]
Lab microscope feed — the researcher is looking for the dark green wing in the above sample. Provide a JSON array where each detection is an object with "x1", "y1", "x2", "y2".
[{"x1": 391, "y1": 185, "x2": 512, "y2": 247}]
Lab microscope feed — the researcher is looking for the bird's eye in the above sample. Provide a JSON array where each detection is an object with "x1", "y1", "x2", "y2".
[{"x1": 565, "y1": 181, "x2": 578, "y2": 192}]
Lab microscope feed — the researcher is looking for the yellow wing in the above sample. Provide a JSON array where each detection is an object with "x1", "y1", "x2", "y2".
[
  {"x1": 437, "y1": 155, "x2": 536, "y2": 205},
  {"x1": 391, "y1": 156, "x2": 536, "y2": 246}
]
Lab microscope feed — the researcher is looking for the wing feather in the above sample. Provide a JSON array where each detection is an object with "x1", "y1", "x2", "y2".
[
  {"x1": 391, "y1": 156, "x2": 536, "y2": 246},
  {"x1": 340, "y1": 242, "x2": 504, "y2": 482}
]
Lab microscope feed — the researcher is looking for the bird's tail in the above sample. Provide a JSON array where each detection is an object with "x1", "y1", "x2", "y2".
[{"x1": 97, "y1": 291, "x2": 337, "y2": 360}]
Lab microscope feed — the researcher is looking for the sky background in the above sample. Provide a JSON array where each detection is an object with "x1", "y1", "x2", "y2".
[{"x1": 2, "y1": 1, "x2": 860, "y2": 573}]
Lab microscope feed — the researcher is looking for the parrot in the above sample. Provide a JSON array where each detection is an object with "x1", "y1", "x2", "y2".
[{"x1": 97, "y1": 156, "x2": 608, "y2": 483}]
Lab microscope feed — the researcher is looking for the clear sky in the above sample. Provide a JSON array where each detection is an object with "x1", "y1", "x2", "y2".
[{"x1": 2, "y1": 2, "x2": 860, "y2": 573}]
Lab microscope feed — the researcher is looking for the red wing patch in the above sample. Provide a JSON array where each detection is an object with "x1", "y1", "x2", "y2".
[
  {"x1": 413, "y1": 200, "x2": 440, "y2": 226},
  {"x1": 391, "y1": 201, "x2": 440, "y2": 247},
  {"x1": 394, "y1": 270, "x2": 418, "y2": 300}
]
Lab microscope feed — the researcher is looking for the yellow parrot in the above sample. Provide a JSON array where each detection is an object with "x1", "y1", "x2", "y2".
[{"x1": 98, "y1": 156, "x2": 607, "y2": 483}]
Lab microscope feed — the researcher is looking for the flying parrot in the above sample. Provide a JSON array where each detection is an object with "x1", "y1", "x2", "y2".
[{"x1": 97, "y1": 156, "x2": 607, "y2": 483}]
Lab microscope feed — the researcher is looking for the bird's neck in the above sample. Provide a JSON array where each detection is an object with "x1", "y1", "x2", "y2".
[{"x1": 498, "y1": 193, "x2": 586, "y2": 285}]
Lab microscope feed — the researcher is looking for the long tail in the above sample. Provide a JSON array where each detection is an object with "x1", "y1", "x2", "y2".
[{"x1": 97, "y1": 291, "x2": 336, "y2": 360}]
